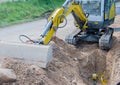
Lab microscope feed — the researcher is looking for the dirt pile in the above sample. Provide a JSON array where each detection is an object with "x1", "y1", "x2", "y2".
[
  {"x1": 1, "y1": 36, "x2": 119, "y2": 85},
  {"x1": 0, "y1": 31, "x2": 120, "y2": 85},
  {"x1": 49, "y1": 37, "x2": 109, "y2": 85},
  {"x1": 1, "y1": 37, "x2": 87, "y2": 85},
  {"x1": 106, "y1": 33, "x2": 120, "y2": 85}
]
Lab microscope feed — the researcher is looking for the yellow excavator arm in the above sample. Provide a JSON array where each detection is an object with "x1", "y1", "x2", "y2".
[{"x1": 40, "y1": 0, "x2": 88, "y2": 45}]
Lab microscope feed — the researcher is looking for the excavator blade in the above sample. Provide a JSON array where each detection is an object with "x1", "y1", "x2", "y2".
[{"x1": 0, "y1": 41, "x2": 53, "y2": 68}]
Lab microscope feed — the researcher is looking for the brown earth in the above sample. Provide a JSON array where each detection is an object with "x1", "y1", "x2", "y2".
[{"x1": 0, "y1": 16, "x2": 120, "y2": 85}]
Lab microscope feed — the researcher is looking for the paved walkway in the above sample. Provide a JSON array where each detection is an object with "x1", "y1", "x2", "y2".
[{"x1": 0, "y1": 15, "x2": 75, "y2": 43}]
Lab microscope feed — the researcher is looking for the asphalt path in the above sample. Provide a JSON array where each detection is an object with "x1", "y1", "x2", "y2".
[{"x1": 0, "y1": 15, "x2": 75, "y2": 43}]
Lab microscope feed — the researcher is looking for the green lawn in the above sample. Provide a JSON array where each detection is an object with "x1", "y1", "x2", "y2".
[{"x1": 0, "y1": 0, "x2": 64, "y2": 27}]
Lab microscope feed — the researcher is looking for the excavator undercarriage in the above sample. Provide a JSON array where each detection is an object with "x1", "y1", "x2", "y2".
[{"x1": 65, "y1": 27, "x2": 114, "y2": 50}]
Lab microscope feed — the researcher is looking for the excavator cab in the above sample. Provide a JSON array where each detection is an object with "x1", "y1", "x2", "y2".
[{"x1": 78, "y1": 0, "x2": 116, "y2": 29}]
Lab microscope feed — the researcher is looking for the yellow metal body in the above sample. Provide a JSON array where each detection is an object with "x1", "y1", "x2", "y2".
[
  {"x1": 100, "y1": 72, "x2": 107, "y2": 85},
  {"x1": 109, "y1": 3, "x2": 115, "y2": 20},
  {"x1": 92, "y1": 73, "x2": 98, "y2": 81},
  {"x1": 42, "y1": 2, "x2": 88, "y2": 45},
  {"x1": 104, "y1": 1, "x2": 115, "y2": 20}
]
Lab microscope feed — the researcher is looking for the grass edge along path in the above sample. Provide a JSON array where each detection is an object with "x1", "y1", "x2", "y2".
[{"x1": 0, "y1": 0, "x2": 64, "y2": 27}]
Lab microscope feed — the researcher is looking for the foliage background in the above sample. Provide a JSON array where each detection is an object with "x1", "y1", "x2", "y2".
[{"x1": 0, "y1": 0, "x2": 64, "y2": 27}]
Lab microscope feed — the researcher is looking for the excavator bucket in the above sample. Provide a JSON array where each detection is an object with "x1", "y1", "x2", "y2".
[{"x1": 0, "y1": 41, "x2": 53, "y2": 68}]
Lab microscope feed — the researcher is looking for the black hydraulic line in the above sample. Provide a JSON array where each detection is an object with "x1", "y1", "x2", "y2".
[
  {"x1": 19, "y1": 35, "x2": 35, "y2": 43},
  {"x1": 72, "y1": 11, "x2": 84, "y2": 29},
  {"x1": 19, "y1": 35, "x2": 43, "y2": 44}
]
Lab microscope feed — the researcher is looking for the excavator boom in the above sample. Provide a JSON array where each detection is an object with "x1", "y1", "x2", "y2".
[{"x1": 39, "y1": 0, "x2": 88, "y2": 45}]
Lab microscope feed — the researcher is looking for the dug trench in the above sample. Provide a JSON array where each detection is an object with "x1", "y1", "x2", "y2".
[{"x1": 0, "y1": 32, "x2": 120, "y2": 85}]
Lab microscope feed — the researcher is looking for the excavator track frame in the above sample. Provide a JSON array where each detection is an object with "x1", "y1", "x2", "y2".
[
  {"x1": 65, "y1": 27, "x2": 114, "y2": 50},
  {"x1": 99, "y1": 27, "x2": 114, "y2": 50}
]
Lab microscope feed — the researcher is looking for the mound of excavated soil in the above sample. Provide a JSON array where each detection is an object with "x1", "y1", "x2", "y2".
[
  {"x1": 1, "y1": 33, "x2": 120, "y2": 85},
  {"x1": 106, "y1": 33, "x2": 120, "y2": 85}
]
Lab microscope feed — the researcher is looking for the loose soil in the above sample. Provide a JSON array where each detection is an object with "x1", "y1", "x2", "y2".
[{"x1": 0, "y1": 16, "x2": 120, "y2": 85}]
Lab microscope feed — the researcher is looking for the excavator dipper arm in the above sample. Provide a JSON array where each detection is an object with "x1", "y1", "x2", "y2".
[{"x1": 40, "y1": 0, "x2": 88, "y2": 45}]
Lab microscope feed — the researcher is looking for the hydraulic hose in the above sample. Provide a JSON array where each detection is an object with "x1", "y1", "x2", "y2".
[{"x1": 19, "y1": 35, "x2": 35, "y2": 43}]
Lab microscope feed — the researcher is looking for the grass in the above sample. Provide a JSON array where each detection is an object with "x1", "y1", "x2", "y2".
[{"x1": 0, "y1": 0, "x2": 64, "y2": 27}]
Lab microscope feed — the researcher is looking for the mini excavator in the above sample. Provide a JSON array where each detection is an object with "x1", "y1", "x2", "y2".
[{"x1": 32, "y1": 0, "x2": 115, "y2": 50}]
